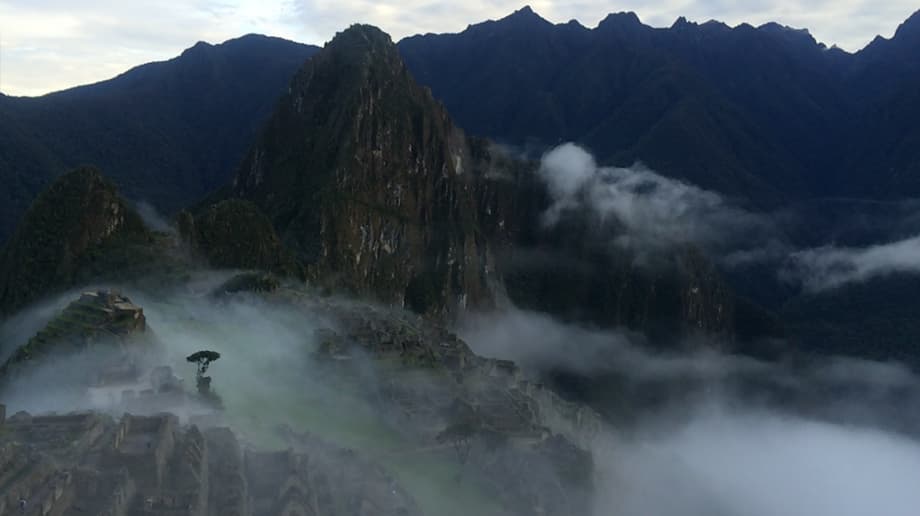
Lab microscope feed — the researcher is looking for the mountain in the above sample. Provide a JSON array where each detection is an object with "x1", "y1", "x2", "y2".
[
  {"x1": 177, "y1": 199, "x2": 302, "y2": 277},
  {"x1": 398, "y1": 7, "x2": 920, "y2": 204},
  {"x1": 186, "y1": 24, "x2": 739, "y2": 340},
  {"x1": 0, "y1": 168, "x2": 152, "y2": 313},
  {"x1": 0, "y1": 35, "x2": 319, "y2": 244},
  {"x1": 205, "y1": 25, "x2": 502, "y2": 316}
]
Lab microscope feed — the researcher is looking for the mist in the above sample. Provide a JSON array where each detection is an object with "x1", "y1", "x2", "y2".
[
  {"x1": 593, "y1": 404, "x2": 920, "y2": 516},
  {"x1": 0, "y1": 276, "x2": 554, "y2": 516},
  {"x1": 459, "y1": 306, "x2": 920, "y2": 516},
  {"x1": 132, "y1": 199, "x2": 177, "y2": 234},
  {"x1": 785, "y1": 234, "x2": 920, "y2": 292},
  {"x1": 0, "y1": 274, "x2": 388, "y2": 450},
  {"x1": 537, "y1": 143, "x2": 776, "y2": 259},
  {"x1": 5, "y1": 274, "x2": 920, "y2": 515}
]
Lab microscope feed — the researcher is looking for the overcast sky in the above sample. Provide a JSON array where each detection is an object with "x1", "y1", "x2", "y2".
[{"x1": 0, "y1": 1, "x2": 917, "y2": 96}]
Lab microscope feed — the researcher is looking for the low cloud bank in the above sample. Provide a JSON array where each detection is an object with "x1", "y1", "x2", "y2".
[
  {"x1": 459, "y1": 307, "x2": 920, "y2": 516},
  {"x1": 537, "y1": 143, "x2": 775, "y2": 258},
  {"x1": 133, "y1": 200, "x2": 176, "y2": 234},
  {"x1": 594, "y1": 404, "x2": 920, "y2": 516},
  {"x1": 537, "y1": 143, "x2": 920, "y2": 293},
  {"x1": 785, "y1": 235, "x2": 920, "y2": 292},
  {"x1": 5, "y1": 280, "x2": 920, "y2": 515}
]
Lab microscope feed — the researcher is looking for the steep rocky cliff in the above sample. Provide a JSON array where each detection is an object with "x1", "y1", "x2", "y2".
[
  {"x1": 178, "y1": 200, "x2": 302, "y2": 277},
  {"x1": 221, "y1": 25, "x2": 497, "y2": 317},
  {"x1": 0, "y1": 412, "x2": 421, "y2": 516},
  {"x1": 467, "y1": 140, "x2": 735, "y2": 338},
  {"x1": 0, "y1": 168, "x2": 153, "y2": 314},
  {"x1": 197, "y1": 24, "x2": 736, "y2": 336},
  {"x1": 0, "y1": 290, "x2": 149, "y2": 380}
]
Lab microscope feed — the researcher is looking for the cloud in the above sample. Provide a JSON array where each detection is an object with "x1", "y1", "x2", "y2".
[
  {"x1": 0, "y1": 0, "x2": 304, "y2": 96},
  {"x1": 784, "y1": 235, "x2": 920, "y2": 292},
  {"x1": 593, "y1": 404, "x2": 920, "y2": 516},
  {"x1": 537, "y1": 143, "x2": 777, "y2": 259},
  {"x1": 1, "y1": 1, "x2": 917, "y2": 95},
  {"x1": 132, "y1": 200, "x2": 176, "y2": 234},
  {"x1": 5, "y1": 275, "x2": 920, "y2": 514},
  {"x1": 456, "y1": 305, "x2": 920, "y2": 516}
]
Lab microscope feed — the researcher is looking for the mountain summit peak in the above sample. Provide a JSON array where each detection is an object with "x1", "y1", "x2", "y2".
[
  {"x1": 326, "y1": 24, "x2": 394, "y2": 51},
  {"x1": 893, "y1": 8, "x2": 920, "y2": 40},
  {"x1": 500, "y1": 5, "x2": 551, "y2": 26},
  {"x1": 223, "y1": 25, "x2": 499, "y2": 315}
]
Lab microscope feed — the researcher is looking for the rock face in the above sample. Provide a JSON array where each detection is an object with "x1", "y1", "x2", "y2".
[
  {"x1": 0, "y1": 35, "x2": 319, "y2": 246},
  {"x1": 204, "y1": 23, "x2": 734, "y2": 337},
  {"x1": 500, "y1": 213, "x2": 734, "y2": 339},
  {"x1": 210, "y1": 272, "x2": 282, "y2": 297},
  {"x1": 194, "y1": 23, "x2": 736, "y2": 337},
  {"x1": 222, "y1": 25, "x2": 498, "y2": 316},
  {"x1": 0, "y1": 168, "x2": 152, "y2": 314},
  {"x1": 178, "y1": 200, "x2": 301, "y2": 277},
  {"x1": 302, "y1": 295, "x2": 598, "y2": 515},
  {"x1": 0, "y1": 412, "x2": 420, "y2": 516},
  {"x1": 0, "y1": 290, "x2": 148, "y2": 379}
]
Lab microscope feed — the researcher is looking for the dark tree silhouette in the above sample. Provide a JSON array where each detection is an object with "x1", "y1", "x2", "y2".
[
  {"x1": 186, "y1": 350, "x2": 220, "y2": 376},
  {"x1": 186, "y1": 350, "x2": 221, "y2": 403}
]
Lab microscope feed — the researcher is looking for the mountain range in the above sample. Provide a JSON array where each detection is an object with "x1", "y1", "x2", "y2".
[
  {"x1": 401, "y1": 7, "x2": 920, "y2": 205},
  {"x1": 1, "y1": 7, "x2": 920, "y2": 365},
  {"x1": 0, "y1": 35, "x2": 318, "y2": 243},
  {"x1": 2, "y1": 7, "x2": 920, "y2": 245}
]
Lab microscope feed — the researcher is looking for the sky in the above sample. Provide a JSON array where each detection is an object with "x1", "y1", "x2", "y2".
[{"x1": 0, "y1": 0, "x2": 917, "y2": 97}]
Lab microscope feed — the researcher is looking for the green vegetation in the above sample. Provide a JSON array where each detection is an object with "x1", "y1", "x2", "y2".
[
  {"x1": 0, "y1": 168, "x2": 153, "y2": 314},
  {"x1": 180, "y1": 200, "x2": 303, "y2": 278}
]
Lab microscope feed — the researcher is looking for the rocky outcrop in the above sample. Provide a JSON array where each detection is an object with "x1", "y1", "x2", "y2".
[
  {"x1": 0, "y1": 290, "x2": 149, "y2": 379},
  {"x1": 210, "y1": 272, "x2": 282, "y2": 297},
  {"x1": 192, "y1": 23, "x2": 736, "y2": 338},
  {"x1": 300, "y1": 294, "x2": 598, "y2": 516},
  {"x1": 0, "y1": 412, "x2": 421, "y2": 516},
  {"x1": 470, "y1": 139, "x2": 735, "y2": 338},
  {"x1": 219, "y1": 25, "x2": 498, "y2": 317},
  {"x1": 0, "y1": 167, "x2": 153, "y2": 314},
  {"x1": 178, "y1": 200, "x2": 302, "y2": 277}
]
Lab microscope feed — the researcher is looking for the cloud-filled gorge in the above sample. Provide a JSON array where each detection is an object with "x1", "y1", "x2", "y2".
[
  {"x1": 2, "y1": 269, "x2": 920, "y2": 515},
  {"x1": 786, "y1": 235, "x2": 920, "y2": 292},
  {"x1": 460, "y1": 307, "x2": 920, "y2": 516},
  {"x1": 4, "y1": 145, "x2": 920, "y2": 514},
  {"x1": 536, "y1": 143, "x2": 920, "y2": 293},
  {"x1": 537, "y1": 143, "x2": 779, "y2": 260}
]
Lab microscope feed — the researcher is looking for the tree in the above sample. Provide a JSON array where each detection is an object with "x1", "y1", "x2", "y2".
[{"x1": 186, "y1": 350, "x2": 221, "y2": 404}]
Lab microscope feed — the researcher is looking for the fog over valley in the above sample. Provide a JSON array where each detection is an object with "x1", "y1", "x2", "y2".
[{"x1": 3, "y1": 5, "x2": 920, "y2": 516}]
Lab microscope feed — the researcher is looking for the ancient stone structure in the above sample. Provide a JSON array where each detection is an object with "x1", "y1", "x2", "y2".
[
  {"x1": 0, "y1": 412, "x2": 421, "y2": 516},
  {"x1": 0, "y1": 290, "x2": 148, "y2": 380},
  {"x1": 303, "y1": 295, "x2": 598, "y2": 515}
]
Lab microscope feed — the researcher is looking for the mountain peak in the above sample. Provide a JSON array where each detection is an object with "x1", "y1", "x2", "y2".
[
  {"x1": 499, "y1": 5, "x2": 551, "y2": 26},
  {"x1": 181, "y1": 40, "x2": 213, "y2": 56},
  {"x1": 0, "y1": 167, "x2": 151, "y2": 314},
  {"x1": 757, "y1": 22, "x2": 819, "y2": 46},
  {"x1": 671, "y1": 16, "x2": 696, "y2": 30},
  {"x1": 512, "y1": 5, "x2": 536, "y2": 17},
  {"x1": 319, "y1": 24, "x2": 402, "y2": 79},
  {"x1": 598, "y1": 11, "x2": 643, "y2": 30},
  {"x1": 225, "y1": 26, "x2": 498, "y2": 315},
  {"x1": 893, "y1": 9, "x2": 920, "y2": 40},
  {"x1": 328, "y1": 23, "x2": 394, "y2": 49}
]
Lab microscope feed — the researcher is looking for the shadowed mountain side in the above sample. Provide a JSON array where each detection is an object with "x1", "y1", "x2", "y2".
[
  {"x1": 398, "y1": 7, "x2": 920, "y2": 203},
  {"x1": 177, "y1": 200, "x2": 303, "y2": 278},
  {"x1": 0, "y1": 35, "x2": 319, "y2": 244},
  {"x1": 191, "y1": 24, "x2": 743, "y2": 341},
  {"x1": 216, "y1": 25, "x2": 501, "y2": 317},
  {"x1": 0, "y1": 168, "x2": 153, "y2": 314}
]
